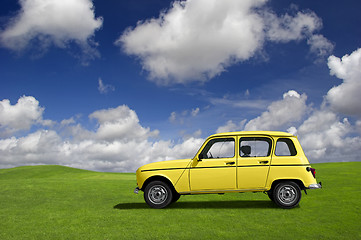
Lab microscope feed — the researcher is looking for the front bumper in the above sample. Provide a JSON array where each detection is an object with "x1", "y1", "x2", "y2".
[
  {"x1": 307, "y1": 182, "x2": 322, "y2": 189},
  {"x1": 134, "y1": 187, "x2": 140, "y2": 194}
]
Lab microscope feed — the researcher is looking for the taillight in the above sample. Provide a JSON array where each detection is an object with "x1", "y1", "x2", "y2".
[{"x1": 306, "y1": 167, "x2": 316, "y2": 178}]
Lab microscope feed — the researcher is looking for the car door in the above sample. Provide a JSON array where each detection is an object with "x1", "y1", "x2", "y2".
[
  {"x1": 190, "y1": 137, "x2": 237, "y2": 191},
  {"x1": 237, "y1": 136, "x2": 273, "y2": 190}
]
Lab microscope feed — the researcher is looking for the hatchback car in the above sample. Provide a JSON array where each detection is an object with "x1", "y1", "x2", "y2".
[{"x1": 134, "y1": 131, "x2": 322, "y2": 209}]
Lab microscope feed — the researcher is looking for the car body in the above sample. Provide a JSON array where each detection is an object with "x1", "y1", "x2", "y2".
[{"x1": 134, "y1": 131, "x2": 322, "y2": 209}]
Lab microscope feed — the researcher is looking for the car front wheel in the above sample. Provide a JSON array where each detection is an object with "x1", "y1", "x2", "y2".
[
  {"x1": 172, "y1": 192, "x2": 181, "y2": 203},
  {"x1": 272, "y1": 181, "x2": 301, "y2": 209},
  {"x1": 144, "y1": 181, "x2": 173, "y2": 209},
  {"x1": 267, "y1": 190, "x2": 274, "y2": 201}
]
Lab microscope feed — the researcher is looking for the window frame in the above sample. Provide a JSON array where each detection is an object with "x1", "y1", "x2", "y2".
[
  {"x1": 200, "y1": 137, "x2": 235, "y2": 159},
  {"x1": 274, "y1": 138, "x2": 297, "y2": 156},
  {"x1": 239, "y1": 136, "x2": 272, "y2": 158}
]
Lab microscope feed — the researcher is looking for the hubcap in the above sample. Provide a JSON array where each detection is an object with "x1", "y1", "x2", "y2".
[
  {"x1": 278, "y1": 186, "x2": 297, "y2": 204},
  {"x1": 148, "y1": 185, "x2": 168, "y2": 205}
]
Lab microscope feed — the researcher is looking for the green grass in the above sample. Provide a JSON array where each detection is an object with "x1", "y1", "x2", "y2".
[{"x1": 0, "y1": 162, "x2": 360, "y2": 239}]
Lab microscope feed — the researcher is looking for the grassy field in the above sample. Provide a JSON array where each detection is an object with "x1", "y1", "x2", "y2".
[{"x1": 0, "y1": 162, "x2": 360, "y2": 239}]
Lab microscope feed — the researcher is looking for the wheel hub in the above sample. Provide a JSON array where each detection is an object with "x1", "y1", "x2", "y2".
[
  {"x1": 278, "y1": 186, "x2": 296, "y2": 204},
  {"x1": 148, "y1": 185, "x2": 168, "y2": 204}
]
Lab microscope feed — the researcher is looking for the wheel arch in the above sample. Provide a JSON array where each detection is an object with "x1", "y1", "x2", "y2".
[
  {"x1": 141, "y1": 175, "x2": 177, "y2": 193},
  {"x1": 270, "y1": 179, "x2": 305, "y2": 191}
]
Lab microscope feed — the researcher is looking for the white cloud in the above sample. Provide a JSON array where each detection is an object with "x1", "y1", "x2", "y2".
[
  {"x1": 307, "y1": 34, "x2": 334, "y2": 59},
  {"x1": 191, "y1": 108, "x2": 200, "y2": 117},
  {"x1": 60, "y1": 117, "x2": 76, "y2": 126},
  {"x1": 209, "y1": 97, "x2": 267, "y2": 110},
  {"x1": 356, "y1": 120, "x2": 361, "y2": 133},
  {"x1": 296, "y1": 110, "x2": 361, "y2": 161},
  {"x1": 169, "y1": 112, "x2": 177, "y2": 123},
  {"x1": 283, "y1": 90, "x2": 300, "y2": 98},
  {"x1": 0, "y1": 130, "x2": 67, "y2": 168},
  {"x1": 179, "y1": 129, "x2": 203, "y2": 140},
  {"x1": 168, "y1": 107, "x2": 200, "y2": 124},
  {"x1": 98, "y1": 78, "x2": 115, "y2": 94},
  {"x1": 0, "y1": 0, "x2": 103, "y2": 62},
  {"x1": 326, "y1": 48, "x2": 361, "y2": 115},
  {"x1": 0, "y1": 97, "x2": 204, "y2": 172},
  {"x1": 215, "y1": 88, "x2": 361, "y2": 163},
  {"x1": 117, "y1": 0, "x2": 265, "y2": 84},
  {"x1": 0, "y1": 96, "x2": 44, "y2": 135},
  {"x1": 89, "y1": 105, "x2": 159, "y2": 142},
  {"x1": 265, "y1": 11, "x2": 321, "y2": 42},
  {"x1": 287, "y1": 126, "x2": 297, "y2": 135},
  {"x1": 244, "y1": 90, "x2": 308, "y2": 131},
  {"x1": 118, "y1": 0, "x2": 329, "y2": 85},
  {"x1": 216, "y1": 120, "x2": 246, "y2": 133},
  {"x1": 214, "y1": 90, "x2": 307, "y2": 133}
]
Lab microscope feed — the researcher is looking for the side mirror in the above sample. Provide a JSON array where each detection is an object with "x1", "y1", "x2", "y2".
[{"x1": 198, "y1": 153, "x2": 204, "y2": 161}]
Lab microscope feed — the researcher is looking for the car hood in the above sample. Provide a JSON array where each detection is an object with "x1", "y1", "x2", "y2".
[{"x1": 137, "y1": 159, "x2": 192, "y2": 172}]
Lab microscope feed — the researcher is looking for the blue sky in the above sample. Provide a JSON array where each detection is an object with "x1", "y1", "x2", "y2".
[{"x1": 0, "y1": 0, "x2": 361, "y2": 172}]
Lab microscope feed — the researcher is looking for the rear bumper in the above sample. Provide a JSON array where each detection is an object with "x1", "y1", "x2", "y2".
[{"x1": 307, "y1": 182, "x2": 322, "y2": 189}]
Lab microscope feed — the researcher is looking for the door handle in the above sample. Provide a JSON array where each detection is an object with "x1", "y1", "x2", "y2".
[
  {"x1": 226, "y1": 161, "x2": 235, "y2": 165},
  {"x1": 259, "y1": 161, "x2": 269, "y2": 164}
]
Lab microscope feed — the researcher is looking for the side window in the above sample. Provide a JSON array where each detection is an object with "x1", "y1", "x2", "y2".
[
  {"x1": 240, "y1": 137, "x2": 272, "y2": 157},
  {"x1": 200, "y1": 138, "x2": 235, "y2": 159},
  {"x1": 275, "y1": 138, "x2": 297, "y2": 156}
]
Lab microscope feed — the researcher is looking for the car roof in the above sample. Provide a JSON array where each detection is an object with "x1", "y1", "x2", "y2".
[{"x1": 210, "y1": 131, "x2": 295, "y2": 138}]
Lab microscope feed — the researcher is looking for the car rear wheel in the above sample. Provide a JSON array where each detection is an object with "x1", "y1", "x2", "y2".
[
  {"x1": 144, "y1": 181, "x2": 173, "y2": 209},
  {"x1": 272, "y1": 181, "x2": 301, "y2": 209},
  {"x1": 267, "y1": 190, "x2": 274, "y2": 201}
]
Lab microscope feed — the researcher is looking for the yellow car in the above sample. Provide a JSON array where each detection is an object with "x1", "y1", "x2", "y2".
[{"x1": 134, "y1": 131, "x2": 322, "y2": 209}]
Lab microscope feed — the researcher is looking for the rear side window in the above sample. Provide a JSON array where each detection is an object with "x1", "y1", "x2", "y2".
[
  {"x1": 240, "y1": 137, "x2": 272, "y2": 157},
  {"x1": 275, "y1": 138, "x2": 297, "y2": 156}
]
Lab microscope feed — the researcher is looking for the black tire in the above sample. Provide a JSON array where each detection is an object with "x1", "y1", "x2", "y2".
[
  {"x1": 144, "y1": 181, "x2": 173, "y2": 209},
  {"x1": 172, "y1": 192, "x2": 181, "y2": 203},
  {"x1": 272, "y1": 181, "x2": 301, "y2": 209},
  {"x1": 267, "y1": 190, "x2": 274, "y2": 201}
]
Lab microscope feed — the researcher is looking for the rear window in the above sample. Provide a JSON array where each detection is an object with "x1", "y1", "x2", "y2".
[{"x1": 275, "y1": 138, "x2": 297, "y2": 156}]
